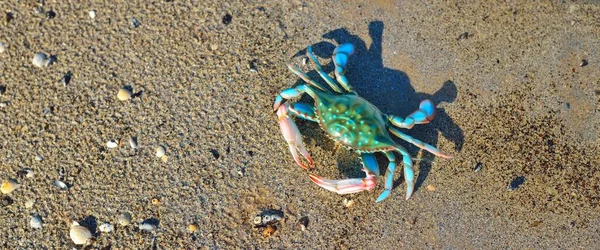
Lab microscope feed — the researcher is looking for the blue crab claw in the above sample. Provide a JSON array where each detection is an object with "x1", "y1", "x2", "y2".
[
  {"x1": 309, "y1": 168, "x2": 376, "y2": 194},
  {"x1": 389, "y1": 99, "x2": 436, "y2": 129},
  {"x1": 277, "y1": 104, "x2": 314, "y2": 170}
]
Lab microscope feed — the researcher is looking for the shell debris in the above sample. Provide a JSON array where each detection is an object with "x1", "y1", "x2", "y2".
[
  {"x1": 99, "y1": 223, "x2": 114, "y2": 233},
  {"x1": 155, "y1": 146, "x2": 166, "y2": 158},
  {"x1": 1, "y1": 179, "x2": 20, "y2": 194},
  {"x1": 188, "y1": 223, "x2": 198, "y2": 232},
  {"x1": 89, "y1": 10, "x2": 96, "y2": 19},
  {"x1": 54, "y1": 180, "x2": 69, "y2": 190},
  {"x1": 117, "y1": 88, "x2": 133, "y2": 101},
  {"x1": 69, "y1": 221, "x2": 93, "y2": 245},
  {"x1": 25, "y1": 199, "x2": 35, "y2": 208},
  {"x1": 32, "y1": 52, "x2": 51, "y2": 67},
  {"x1": 263, "y1": 225, "x2": 277, "y2": 238},
  {"x1": 0, "y1": 42, "x2": 6, "y2": 53},
  {"x1": 139, "y1": 221, "x2": 157, "y2": 232},
  {"x1": 129, "y1": 136, "x2": 138, "y2": 149},
  {"x1": 343, "y1": 198, "x2": 355, "y2": 208},
  {"x1": 118, "y1": 212, "x2": 132, "y2": 226},
  {"x1": 30, "y1": 215, "x2": 43, "y2": 229},
  {"x1": 106, "y1": 140, "x2": 119, "y2": 148},
  {"x1": 426, "y1": 185, "x2": 436, "y2": 192},
  {"x1": 296, "y1": 216, "x2": 309, "y2": 231}
]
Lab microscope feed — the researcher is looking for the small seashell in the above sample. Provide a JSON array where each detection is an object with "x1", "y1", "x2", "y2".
[
  {"x1": 25, "y1": 199, "x2": 35, "y2": 208},
  {"x1": 1, "y1": 179, "x2": 20, "y2": 194},
  {"x1": 128, "y1": 136, "x2": 138, "y2": 149},
  {"x1": 106, "y1": 140, "x2": 119, "y2": 148},
  {"x1": 118, "y1": 212, "x2": 132, "y2": 226},
  {"x1": 89, "y1": 10, "x2": 96, "y2": 19},
  {"x1": 155, "y1": 146, "x2": 166, "y2": 158},
  {"x1": 32, "y1": 52, "x2": 49, "y2": 67},
  {"x1": 253, "y1": 216, "x2": 262, "y2": 225},
  {"x1": 30, "y1": 215, "x2": 43, "y2": 229},
  {"x1": 70, "y1": 221, "x2": 93, "y2": 245},
  {"x1": 117, "y1": 88, "x2": 132, "y2": 101},
  {"x1": 0, "y1": 42, "x2": 6, "y2": 53},
  {"x1": 151, "y1": 198, "x2": 160, "y2": 206},
  {"x1": 161, "y1": 155, "x2": 168, "y2": 163},
  {"x1": 139, "y1": 222, "x2": 157, "y2": 232},
  {"x1": 296, "y1": 216, "x2": 309, "y2": 231},
  {"x1": 188, "y1": 223, "x2": 198, "y2": 232},
  {"x1": 343, "y1": 199, "x2": 355, "y2": 208},
  {"x1": 99, "y1": 223, "x2": 114, "y2": 233},
  {"x1": 54, "y1": 180, "x2": 68, "y2": 190},
  {"x1": 35, "y1": 154, "x2": 43, "y2": 161}
]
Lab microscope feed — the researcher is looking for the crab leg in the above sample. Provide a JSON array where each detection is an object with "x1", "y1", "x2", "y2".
[
  {"x1": 388, "y1": 127, "x2": 453, "y2": 159},
  {"x1": 388, "y1": 99, "x2": 436, "y2": 129},
  {"x1": 394, "y1": 146, "x2": 416, "y2": 200},
  {"x1": 309, "y1": 167, "x2": 377, "y2": 194},
  {"x1": 288, "y1": 103, "x2": 318, "y2": 122},
  {"x1": 277, "y1": 104, "x2": 314, "y2": 169},
  {"x1": 273, "y1": 84, "x2": 319, "y2": 111},
  {"x1": 332, "y1": 43, "x2": 355, "y2": 92},
  {"x1": 306, "y1": 46, "x2": 343, "y2": 93},
  {"x1": 286, "y1": 63, "x2": 328, "y2": 92}
]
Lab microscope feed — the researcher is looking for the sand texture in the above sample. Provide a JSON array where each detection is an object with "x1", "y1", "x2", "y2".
[{"x1": 0, "y1": 0, "x2": 599, "y2": 249}]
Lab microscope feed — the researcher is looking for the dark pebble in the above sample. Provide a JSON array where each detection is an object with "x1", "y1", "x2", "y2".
[
  {"x1": 222, "y1": 14, "x2": 232, "y2": 25},
  {"x1": 473, "y1": 162, "x2": 483, "y2": 172},
  {"x1": 210, "y1": 149, "x2": 220, "y2": 160},
  {"x1": 580, "y1": 59, "x2": 588, "y2": 67},
  {"x1": 1, "y1": 196, "x2": 14, "y2": 207},
  {"x1": 46, "y1": 10, "x2": 56, "y2": 19}
]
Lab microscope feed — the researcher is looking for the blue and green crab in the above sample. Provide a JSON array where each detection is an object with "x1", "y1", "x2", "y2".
[{"x1": 273, "y1": 43, "x2": 452, "y2": 202}]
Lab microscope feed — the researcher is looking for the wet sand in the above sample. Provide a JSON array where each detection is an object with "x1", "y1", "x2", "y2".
[{"x1": 0, "y1": 0, "x2": 599, "y2": 249}]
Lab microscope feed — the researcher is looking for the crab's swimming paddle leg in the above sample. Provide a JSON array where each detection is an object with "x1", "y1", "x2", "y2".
[
  {"x1": 375, "y1": 152, "x2": 398, "y2": 202},
  {"x1": 388, "y1": 99, "x2": 436, "y2": 129},
  {"x1": 277, "y1": 104, "x2": 314, "y2": 169},
  {"x1": 332, "y1": 43, "x2": 355, "y2": 92},
  {"x1": 306, "y1": 46, "x2": 343, "y2": 93}
]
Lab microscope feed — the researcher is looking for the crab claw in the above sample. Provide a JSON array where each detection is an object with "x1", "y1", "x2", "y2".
[
  {"x1": 309, "y1": 169, "x2": 376, "y2": 194},
  {"x1": 277, "y1": 104, "x2": 314, "y2": 169}
]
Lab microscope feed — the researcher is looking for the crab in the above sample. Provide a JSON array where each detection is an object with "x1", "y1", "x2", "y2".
[{"x1": 273, "y1": 43, "x2": 452, "y2": 202}]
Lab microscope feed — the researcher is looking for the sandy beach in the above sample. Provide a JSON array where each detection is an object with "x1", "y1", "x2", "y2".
[{"x1": 0, "y1": 0, "x2": 599, "y2": 249}]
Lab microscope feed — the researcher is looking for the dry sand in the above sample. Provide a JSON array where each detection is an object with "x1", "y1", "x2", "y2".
[{"x1": 1, "y1": 0, "x2": 599, "y2": 249}]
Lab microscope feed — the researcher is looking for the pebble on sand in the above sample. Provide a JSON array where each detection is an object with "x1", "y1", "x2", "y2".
[{"x1": 118, "y1": 212, "x2": 132, "y2": 226}]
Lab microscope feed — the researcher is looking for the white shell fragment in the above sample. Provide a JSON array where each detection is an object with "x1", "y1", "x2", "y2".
[
  {"x1": 139, "y1": 222, "x2": 156, "y2": 232},
  {"x1": 1, "y1": 179, "x2": 20, "y2": 194},
  {"x1": 89, "y1": 10, "x2": 96, "y2": 19},
  {"x1": 117, "y1": 88, "x2": 132, "y2": 101},
  {"x1": 106, "y1": 140, "x2": 119, "y2": 148},
  {"x1": 99, "y1": 223, "x2": 114, "y2": 233},
  {"x1": 53, "y1": 180, "x2": 68, "y2": 190},
  {"x1": 118, "y1": 212, "x2": 132, "y2": 226},
  {"x1": 30, "y1": 215, "x2": 43, "y2": 229},
  {"x1": 25, "y1": 199, "x2": 35, "y2": 208},
  {"x1": 32, "y1": 52, "x2": 50, "y2": 67},
  {"x1": 0, "y1": 42, "x2": 6, "y2": 53},
  {"x1": 155, "y1": 146, "x2": 166, "y2": 158},
  {"x1": 129, "y1": 136, "x2": 138, "y2": 149},
  {"x1": 70, "y1": 222, "x2": 93, "y2": 245}
]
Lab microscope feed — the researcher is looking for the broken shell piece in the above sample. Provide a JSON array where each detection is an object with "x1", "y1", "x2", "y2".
[
  {"x1": 99, "y1": 223, "x2": 114, "y2": 233},
  {"x1": 17, "y1": 168, "x2": 34, "y2": 178},
  {"x1": 155, "y1": 146, "x2": 166, "y2": 158},
  {"x1": 296, "y1": 216, "x2": 309, "y2": 231},
  {"x1": 0, "y1": 42, "x2": 6, "y2": 53},
  {"x1": 117, "y1": 88, "x2": 133, "y2": 101},
  {"x1": 1, "y1": 179, "x2": 20, "y2": 194},
  {"x1": 70, "y1": 222, "x2": 93, "y2": 245},
  {"x1": 53, "y1": 180, "x2": 68, "y2": 190},
  {"x1": 128, "y1": 136, "x2": 138, "y2": 149},
  {"x1": 106, "y1": 140, "x2": 119, "y2": 148},
  {"x1": 343, "y1": 198, "x2": 355, "y2": 208},
  {"x1": 426, "y1": 185, "x2": 436, "y2": 191},
  {"x1": 25, "y1": 199, "x2": 35, "y2": 208},
  {"x1": 30, "y1": 215, "x2": 43, "y2": 229},
  {"x1": 139, "y1": 222, "x2": 157, "y2": 232},
  {"x1": 32, "y1": 52, "x2": 49, "y2": 67},
  {"x1": 89, "y1": 10, "x2": 96, "y2": 19},
  {"x1": 263, "y1": 225, "x2": 277, "y2": 238},
  {"x1": 253, "y1": 216, "x2": 262, "y2": 225},
  {"x1": 118, "y1": 212, "x2": 132, "y2": 226}
]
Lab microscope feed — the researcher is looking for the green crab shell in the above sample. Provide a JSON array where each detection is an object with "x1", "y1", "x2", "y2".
[{"x1": 314, "y1": 91, "x2": 395, "y2": 152}]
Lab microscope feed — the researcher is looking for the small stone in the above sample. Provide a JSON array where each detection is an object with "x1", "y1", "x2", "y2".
[
  {"x1": 222, "y1": 14, "x2": 232, "y2": 25},
  {"x1": 59, "y1": 71, "x2": 72, "y2": 86},
  {"x1": 129, "y1": 136, "x2": 138, "y2": 149},
  {"x1": 117, "y1": 88, "x2": 132, "y2": 101},
  {"x1": 1, "y1": 196, "x2": 14, "y2": 207},
  {"x1": 131, "y1": 18, "x2": 141, "y2": 28},
  {"x1": 0, "y1": 85, "x2": 5, "y2": 95},
  {"x1": 580, "y1": 59, "x2": 588, "y2": 67},
  {"x1": 0, "y1": 102, "x2": 7, "y2": 108},
  {"x1": 296, "y1": 216, "x2": 309, "y2": 231},
  {"x1": 45, "y1": 10, "x2": 56, "y2": 19},
  {"x1": 426, "y1": 185, "x2": 436, "y2": 191},
  {"x1": 473, "y1": 162, "x2": 483, "y2": 172},
  {"x1": 89, "y1": 10, "x2": 96, "y2": 19},
  {"x1": 343, "y1": 199, "x2": 355, "y2": 208},
  {"x1": 35, "y1": 155, "x2": 43, "y2": 161}
]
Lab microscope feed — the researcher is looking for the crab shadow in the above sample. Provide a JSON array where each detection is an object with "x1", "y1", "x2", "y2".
[{"x1": 291, "y1": 21, "x2": 463, "y2": 196}]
